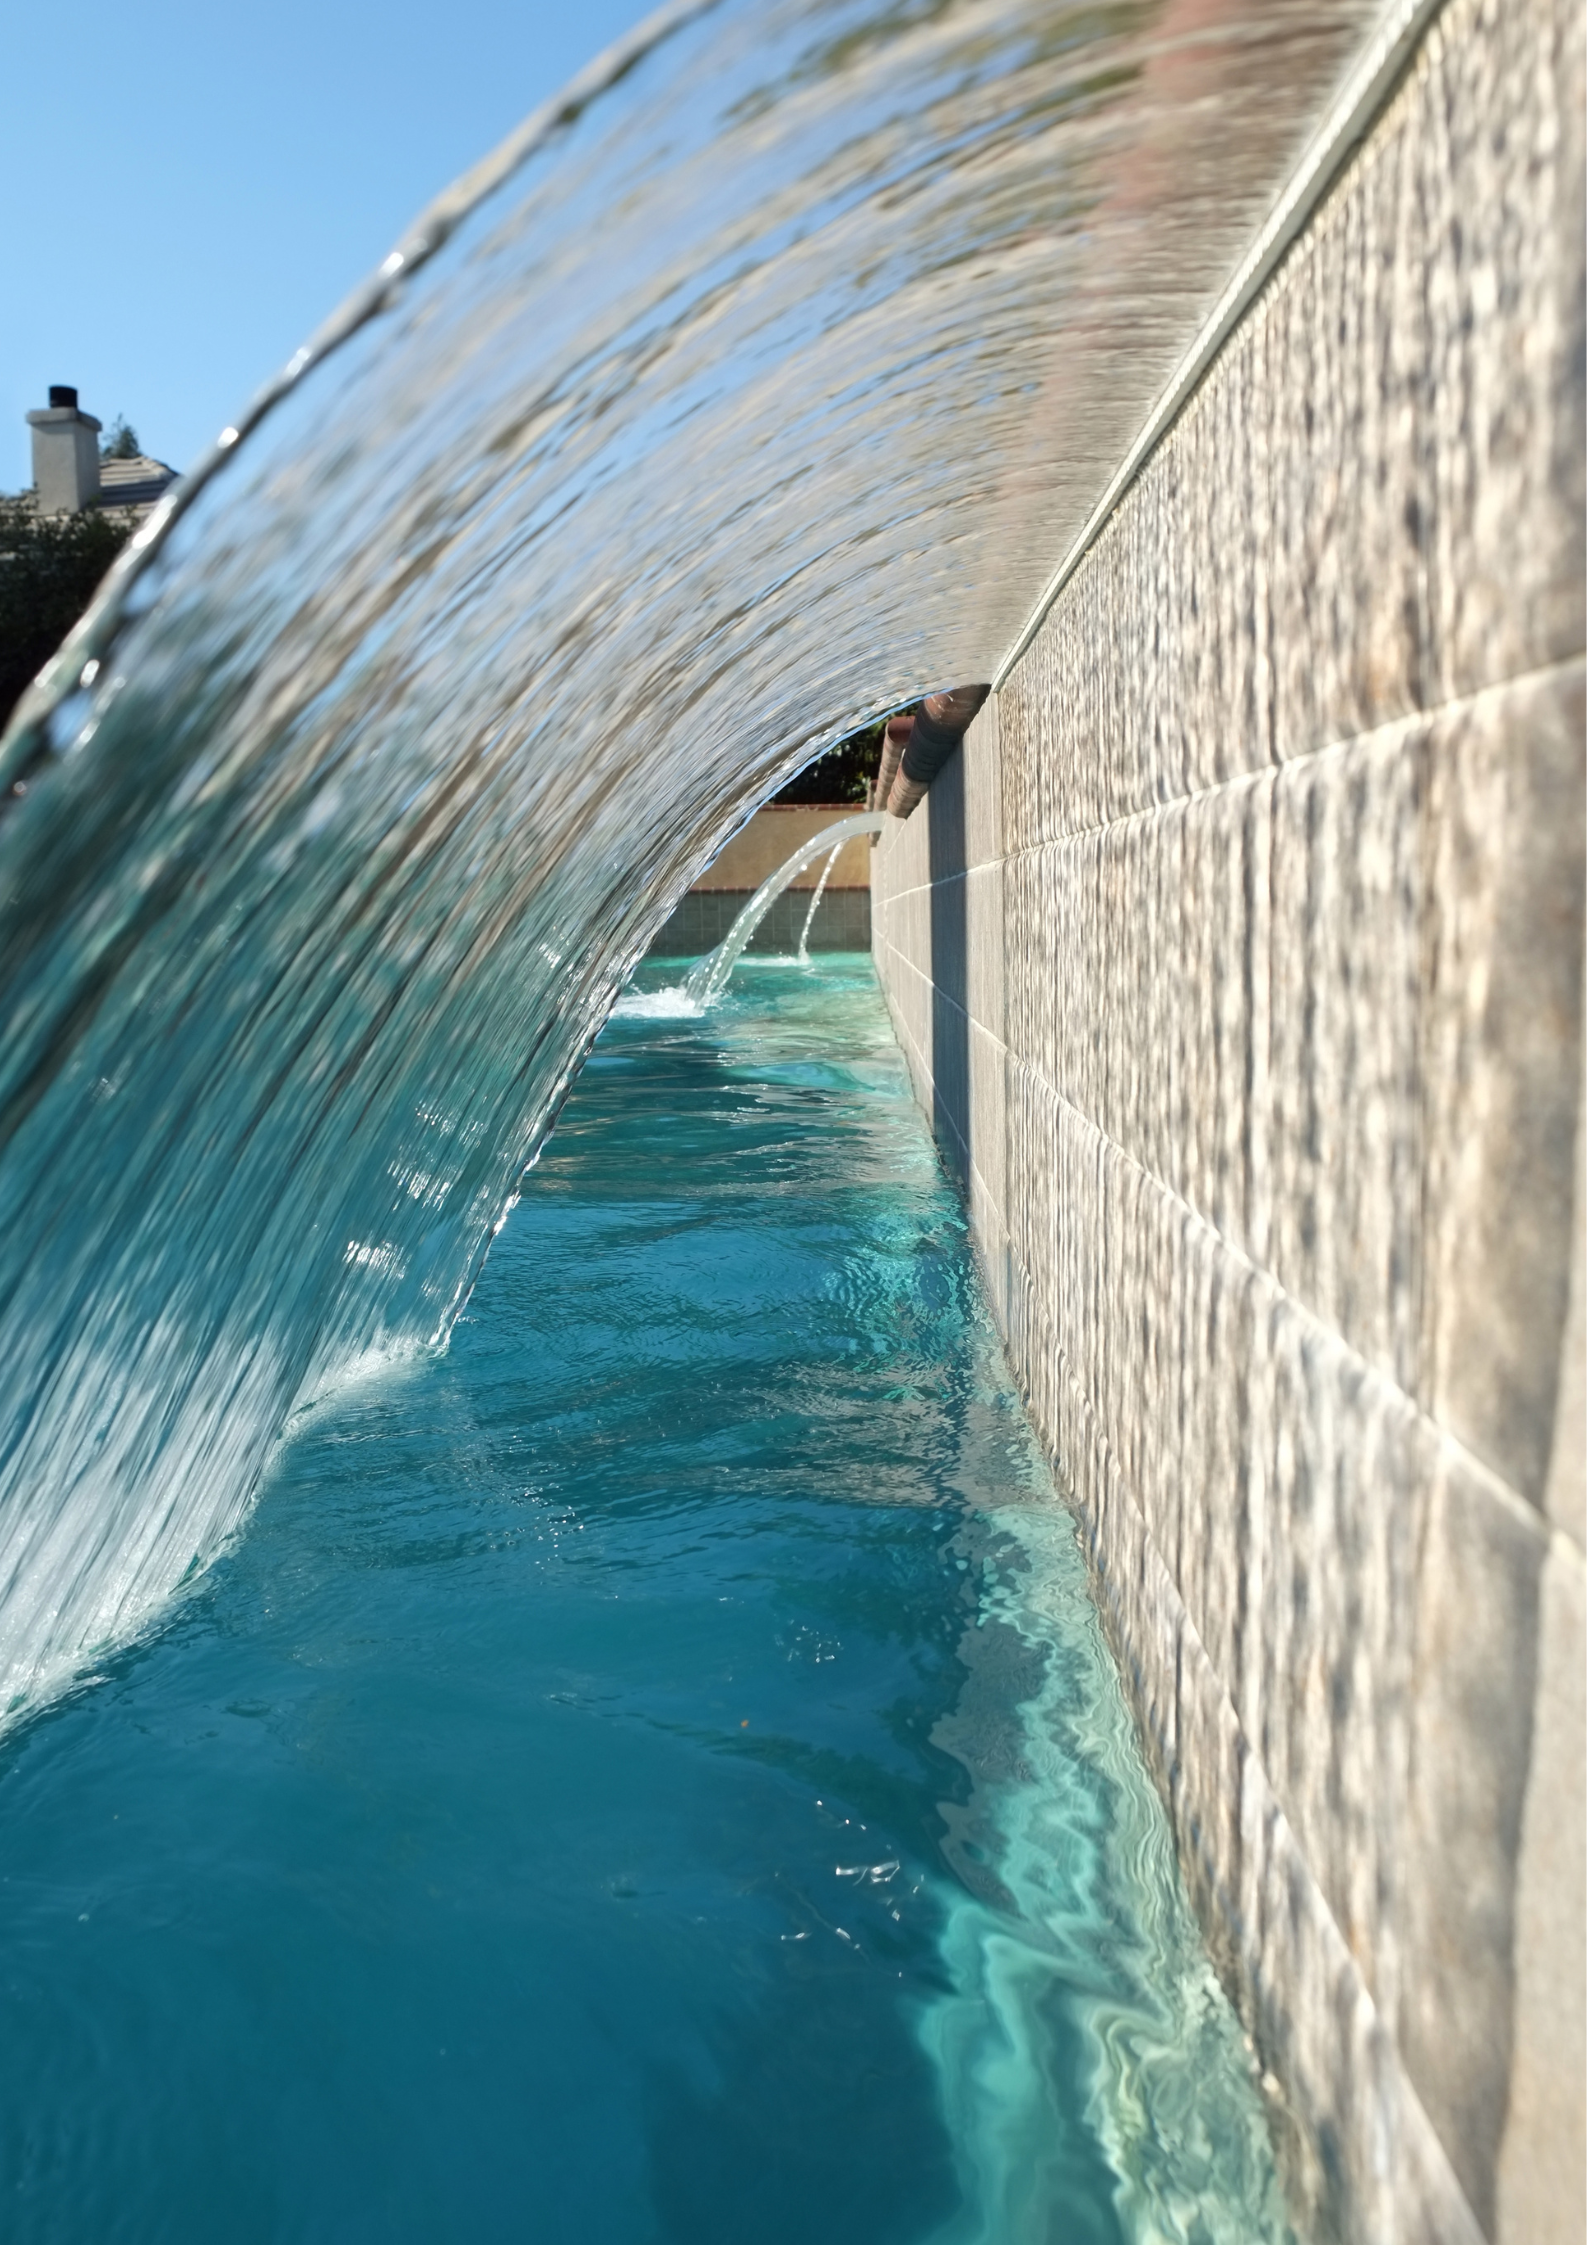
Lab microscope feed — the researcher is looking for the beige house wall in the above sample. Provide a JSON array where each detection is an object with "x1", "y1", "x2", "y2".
[
  {"x1": 693, "y1": 804, "x2": 871, "y2": 891},
  {"x1": 870, "y1": 1, "x2": 1585, "y2": 2238}
]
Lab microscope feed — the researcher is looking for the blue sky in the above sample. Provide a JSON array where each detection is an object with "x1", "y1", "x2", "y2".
[{"x1": 2, "y1": 0, "x2": 661, "y2": 491}]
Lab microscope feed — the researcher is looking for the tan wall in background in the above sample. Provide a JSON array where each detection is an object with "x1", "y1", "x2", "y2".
[
  {"x1": 693, "y1": 805, "x2": 871, "y2": 891},
  {"x1": 871, "y1": 1, "x2": 1585, "y2": 2239}
]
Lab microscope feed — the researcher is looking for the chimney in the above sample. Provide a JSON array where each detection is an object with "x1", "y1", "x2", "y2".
[{"x1": 26, "y1": 386, "x2": 102, "y2": 513}]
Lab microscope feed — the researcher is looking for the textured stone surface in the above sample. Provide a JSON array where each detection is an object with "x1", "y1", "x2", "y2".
[
  {"x1": 872, "y1": 0, "x2": 1585, "y2": 2237},
  {"x1": 689, "y1": 805, "x2": 872, "y2": 892},
  {"x1": 647, "y1": 884, "x2": 869, "y2": 955}
]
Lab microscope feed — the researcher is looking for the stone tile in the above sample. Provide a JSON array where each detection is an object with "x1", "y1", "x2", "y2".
[
  {"x1": 961, "y1": 695, "x2": 1004, "y2": 872},
  {"x1": 1264, "y1": 723, "x2": 1426, "y2": 1393},
  {"x1": 645, "y1": 883, "x2": 872, "y2": 956},
  {"x1": 994, "y1": 0, "x2": 1585, "y2": 848},
  {"x1": 1421, "y1": 665, "x2": 1587, "y2": 1505},
  {"x1": 1060, "y1": 1335, "x2": 1487, "y2": 2245},
  {"x1": 1544, "y1": 1090, "x2": 1585, "y2": 1550},
  {"x1": 924, "y1": 877, "x2": 969, "y2": 1028},
  {"x1": 963, "y1": 860, "x2": 1004, "y2": 1048},
  {"x1": 1171, "y1": 778, "x2": 1274, "y2": 1248},
  {"x1": 1495, "y1": 1535, "x2": 1587, "y2": 2245},
  {"x1": 1422, "y1": 0, "x2": 1586, "y2": 703},
  {"x1": 996, "y1": 675, "x2": 1586, "y2": 1499},
  {"x1": 1398, "y1": 1451, "x2": 1548, "y2": 2233},
  {"x1": 871, "y1": 11, "x2": 1584, "y2": 2235},
  {"x1": 986, "y1": 1055, "x2": 1553, "y2": 2238},
  {"x1": 966, "y1": 1016, "x2": 1006, "y2": 1225},
  {"x1": 928, "y1": 998, "x2": 971, "y2": 1185}
]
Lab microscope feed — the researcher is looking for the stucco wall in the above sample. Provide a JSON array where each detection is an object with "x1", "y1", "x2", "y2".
[
  {"x1": 870, "y1": 1, "x2": 1585, "y2": 2238},
  {"x1": 690, "y1": 805, "x2": 871, "y2": 891}
]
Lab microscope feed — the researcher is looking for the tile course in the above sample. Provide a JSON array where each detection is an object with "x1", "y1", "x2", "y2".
[{"x1": 872, "y1": 2, "x2": 1585, "y2": 2237}]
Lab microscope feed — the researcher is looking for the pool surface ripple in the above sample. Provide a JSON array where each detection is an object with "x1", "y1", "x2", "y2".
[{"x1": 0, "y1": 960, "x2": 1289, "y2": 2245}]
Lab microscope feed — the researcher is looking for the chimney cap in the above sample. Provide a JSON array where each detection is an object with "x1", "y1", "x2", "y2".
[{"x1": 47, "y1": 385, "x2": 79, "y2": 410}]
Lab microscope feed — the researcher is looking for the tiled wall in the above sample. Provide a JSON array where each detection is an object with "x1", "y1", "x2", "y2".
[
  {"x1": 871, "y1": 2, "x2": 1585, "y2": 2238},
  {"x1": 649, "y1": 885, "x2": 870, "y2": 957}
]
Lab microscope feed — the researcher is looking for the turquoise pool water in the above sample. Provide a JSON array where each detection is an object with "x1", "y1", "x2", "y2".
[{"x1": 0, "y1": 959, "x2": 1288, "y2": 2244}]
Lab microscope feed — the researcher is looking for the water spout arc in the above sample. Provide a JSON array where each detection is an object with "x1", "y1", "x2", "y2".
[
  {"x1": 686, "y1": 813, "x2": 883, "y2": 1007},
  {"x1": 0, "y1": 0, "x2": 1399, "y2": 1724},
  {"x1": 797, "y1": 842, "x2": 844, "y2": 963}
]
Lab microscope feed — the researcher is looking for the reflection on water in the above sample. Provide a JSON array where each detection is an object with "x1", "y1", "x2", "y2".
[
  {"x1": 0, "y1": 961, "x2": 1290, "y2": 2242},
  {"x1": 0, "y1": 0, "x2": 1382, "y2": 1752}
]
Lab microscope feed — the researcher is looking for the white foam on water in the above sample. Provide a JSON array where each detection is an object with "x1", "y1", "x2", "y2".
[{"x1": 611, "y1": 985, "x2": 705, "y2": 1019}]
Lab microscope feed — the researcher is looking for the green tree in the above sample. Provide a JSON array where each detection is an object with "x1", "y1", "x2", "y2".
[
  {"x1": 100, "y1": 417, "x2": 141, "y2": 461},
  {"x1": 774, "y1": 718, "x2": 885, "y2": 803},
  {"x1": 0, "y1": 500, "x2": 132, "y2": 734}
]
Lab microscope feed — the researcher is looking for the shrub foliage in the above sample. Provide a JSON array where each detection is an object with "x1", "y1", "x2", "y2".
[
  {"x1": 100, "y1": 418, "x2": 142, "y2": 461},
  {"x1": 773, "y1": 718, "x2": 886, "y2": 804},
  {"x1": 0, "y1": 500, "x2": 131, "y2": 734}
]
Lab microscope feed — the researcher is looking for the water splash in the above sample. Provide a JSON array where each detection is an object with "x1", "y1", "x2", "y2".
[
  {"x1": 0, "y1": 0, "x2": 1385, "y2": 1715},
  {"x1": 610, "y1": 983, "x2": 703, "y2": 1019}
]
